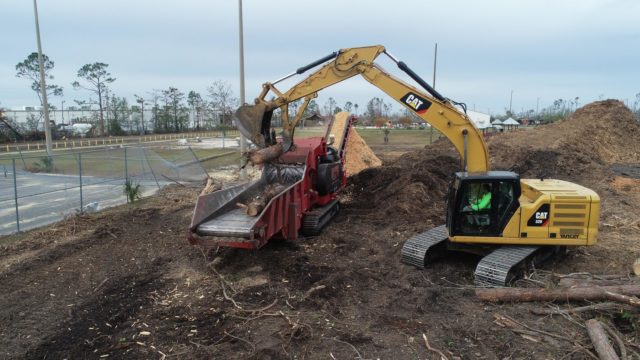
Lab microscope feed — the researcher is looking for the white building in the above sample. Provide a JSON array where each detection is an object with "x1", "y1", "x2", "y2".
[{"x1": 465, "y1": 110, "x2": 492, "y2": 129}]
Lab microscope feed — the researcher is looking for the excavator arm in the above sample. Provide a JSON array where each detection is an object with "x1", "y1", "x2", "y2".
[{"x1": 235, "y1": 45, "x2": 490, "y2": 173}]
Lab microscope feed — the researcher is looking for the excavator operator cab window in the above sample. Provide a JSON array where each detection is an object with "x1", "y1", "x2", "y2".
[{"x1": 451, "y1": 177, "x2": 519, "y2": 236}]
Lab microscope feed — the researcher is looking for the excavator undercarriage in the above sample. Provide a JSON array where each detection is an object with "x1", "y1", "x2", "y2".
[{"x1": 401, "y1": 227, "x2": 565, "y2": 287}]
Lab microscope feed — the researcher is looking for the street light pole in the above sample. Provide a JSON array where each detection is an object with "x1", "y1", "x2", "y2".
[
  {"x1": 432, "y1": 42, "x2": 438, "y2": 89},
  {"x1": 509, "y1": 89, "x2": 514, "y2": 114},
  {"x1": 61, "y1": 100, "x2": 65, "y2": 122},
  {"x1": 238, "y1": 0, "x2": 248, "y2": 180},
  {"x1": 33, "y1": 0, "x2": 53, "y2": 157}
]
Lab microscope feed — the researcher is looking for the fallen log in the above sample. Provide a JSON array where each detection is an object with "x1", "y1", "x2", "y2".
[
  {"x1": 237, "y1": 183, "x2": 286, "y2": 216},
  {"x1": 244, "y1": 142, "x2": 283, "y2": 166},
  {"x1": 558, "y1": 278, "x2": 639, "y2": 288},
  {"x1": 476, "y1": 285, "x2": 640, "y2": 303},
  {"x1": 585, "y1": 319, "x2": 620, "y2": 360},
  {"x1": 531, "y1": 302, "x2": 628, "y2": 315},
  {"x1": 604, "y1": 292, "x2": 640, "y2": 308}
]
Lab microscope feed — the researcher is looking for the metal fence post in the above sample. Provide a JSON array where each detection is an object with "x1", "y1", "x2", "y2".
[
  {"x1": 17, "y1": 147, "x2": 27, "y2": 169},
  {"x1": 142, "y1": 148, "x2": 161, "y2": 190},
  {"x1": 124, "y1": 147, "x2": 128, "y2": 180},
  {"x1": 78, "y1": 153, "x2": 83, "y2": 213},
  {"x1": 12, "y1": 159, "x2": 20, "y2": 232}
]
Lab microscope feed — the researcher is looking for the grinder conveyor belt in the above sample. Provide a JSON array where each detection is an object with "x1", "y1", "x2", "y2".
[{"x1": 197, "y1": 208, "x2": 261, "y2": 238}]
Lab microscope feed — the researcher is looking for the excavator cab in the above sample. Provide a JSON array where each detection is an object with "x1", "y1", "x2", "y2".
[{"x1": 446, "y1": 172, "x2": 521, "y2": 237}]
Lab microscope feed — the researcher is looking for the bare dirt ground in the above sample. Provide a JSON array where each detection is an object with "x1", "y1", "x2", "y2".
[{"x1": 1, "y1": 100, "x2": 640, "y2": 359}]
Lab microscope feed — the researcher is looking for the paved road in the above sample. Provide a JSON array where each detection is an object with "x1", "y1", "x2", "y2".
[{"x1": 0, "y1": 171, "x2": 166, "y2": 235}]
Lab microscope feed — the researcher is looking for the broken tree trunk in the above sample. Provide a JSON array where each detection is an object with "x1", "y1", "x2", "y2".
[
  {"x1": 585, "y1": 319, "x2": 620, "y2": 360},
  {"x1": 476, "y1": 285, "x2": 640, "y2": 303},
  {"x1": 604, "y1": 291, "x2": 640, "y2": 308},
  {"x1": 237, "y1": 183, "x2": 286, "y2": 216},
  {"x1": 200, "y1": 176, "x2": 222, "y2": 196},
  {"x1": 244, "y1": 142, "x2": 283, "y2": 166}
]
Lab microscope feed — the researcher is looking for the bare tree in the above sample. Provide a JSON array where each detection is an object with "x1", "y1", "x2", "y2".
[
  {"x1": 323, "y1": 97, "x2": 337, "y2": 116},
  {"x1": 72, "y1": 63, "x2": 115, "y2": 135},
  {"x1": 207, "y1": 80, "x2": 237, "y2": 126}
]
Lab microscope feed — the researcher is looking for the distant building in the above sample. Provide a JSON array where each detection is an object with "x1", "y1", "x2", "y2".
[
  {"x1": 465, "y1": 110, "x2": 491, "y2": 129},
  {"x1": 304, "y1": 113, "x2": 325, "y2": 127},
  {"x1": 502, "y1": 117, "x2": 520, "y2": 129}
]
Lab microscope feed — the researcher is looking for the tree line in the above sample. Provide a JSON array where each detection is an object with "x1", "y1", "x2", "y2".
[
  {"x1": 7, "y1": 51, "x2": 639, "y2": 140},
  {"x1": 10, "y1": 52, "x2": 242, "y2": 138}
]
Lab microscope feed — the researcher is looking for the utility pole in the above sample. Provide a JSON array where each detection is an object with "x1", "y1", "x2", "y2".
[
  {"x1": 509, "y1": 90, "x2": 514, "y2": 114},
  {"x1": 33, "y1": 0, "x2": 52, "y2": 157},
  {"x1": 432, "y1": 42, "x2": 438, "y2": 89},
  {"x1": 238, "y1": 0, "x2": 248, "y2": 180},
  {"x1": 135, "y1": 95, "x2": 145, "y2": 136},
  {"x1": 61, "y1": 100, "x2": 65, "y2": 122}
]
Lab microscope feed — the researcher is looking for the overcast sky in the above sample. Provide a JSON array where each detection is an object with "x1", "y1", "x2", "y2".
[{"x1": 2, "y1": 0, "x2": 639, "y2": 115}]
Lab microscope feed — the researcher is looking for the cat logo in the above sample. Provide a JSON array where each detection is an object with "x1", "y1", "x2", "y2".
[
  {"x1": 527, "y1": 204, "x2": 551, "y2": 227},
  {"x1": 400, "y1": 92, "x2": 432, "y2": 115}
]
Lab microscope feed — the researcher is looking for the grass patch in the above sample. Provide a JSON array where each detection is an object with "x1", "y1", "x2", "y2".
[{"x1": 0, "y1": 147, "x2": 240, "y2": 178}]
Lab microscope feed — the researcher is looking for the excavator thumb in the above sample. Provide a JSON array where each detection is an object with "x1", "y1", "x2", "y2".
[{"x1": 234, "y1": 103, "x2": 272, "y2": 148}]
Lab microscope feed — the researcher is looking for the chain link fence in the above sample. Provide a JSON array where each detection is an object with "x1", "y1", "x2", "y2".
[{"x1": 0, "y1": 144, "x2": 233, "y2": 235}]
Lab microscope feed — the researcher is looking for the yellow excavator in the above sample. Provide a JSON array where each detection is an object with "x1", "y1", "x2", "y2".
[{"x1": 234, "y1": 45, "x2": 600, "y2": 286}]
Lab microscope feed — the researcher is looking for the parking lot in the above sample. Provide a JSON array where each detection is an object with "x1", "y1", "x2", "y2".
[{"x1": 0, "y1": 170, "x2": 165, "y2": 235}]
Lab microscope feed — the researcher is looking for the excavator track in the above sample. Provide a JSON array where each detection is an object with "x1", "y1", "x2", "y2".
[
  {"x1": 301, "y1": 200, "x2": 340, "y2": 236},
  {"x1": 401, "y1": 225, "x2": 448, "y2": 269},
  {"x1": 474, "y1": 245, "x2": 540, "y2": 287}
]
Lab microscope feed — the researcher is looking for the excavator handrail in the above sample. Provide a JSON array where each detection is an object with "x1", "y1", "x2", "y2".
[{"x1": 251, "y1": 45, "x2": 491, "y2": 173}]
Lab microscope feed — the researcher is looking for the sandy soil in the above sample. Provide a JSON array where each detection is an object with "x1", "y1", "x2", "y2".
[{"x1": 1, "y1": 100, "x2": 639, "y2": 359}]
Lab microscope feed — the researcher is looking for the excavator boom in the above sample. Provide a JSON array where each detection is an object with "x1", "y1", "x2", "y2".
[{"x1": 234, "y1": 45, "x2": 490, "y2": 172}]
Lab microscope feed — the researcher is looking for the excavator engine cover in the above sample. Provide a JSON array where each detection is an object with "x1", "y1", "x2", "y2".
[{"x1": 316, "y1": 162, "x2": 343, "y2": 196}]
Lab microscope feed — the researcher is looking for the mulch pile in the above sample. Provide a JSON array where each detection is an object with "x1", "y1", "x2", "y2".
[
  {"x1": 343, "y1": 128, "x2": 382, "y2": 176},
  {"x1": 489, "y1": 99, "x2": 640, "y2": 183}
]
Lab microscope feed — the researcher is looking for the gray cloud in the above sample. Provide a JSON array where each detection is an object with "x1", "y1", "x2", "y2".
[{"x1": 2, "y1": 0, "x2": 639, "y2": 114}]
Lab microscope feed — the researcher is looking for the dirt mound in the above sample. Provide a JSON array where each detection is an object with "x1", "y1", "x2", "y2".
[
  {"x1": 344, "y1": 129, "x2": 382, "y2": 176},
  {"x1": 347, "y1": 147, "x2": 459, "y2": 229},
  {"x1": 489, "y1": 100, "x2": 640, "y2": 183}
]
